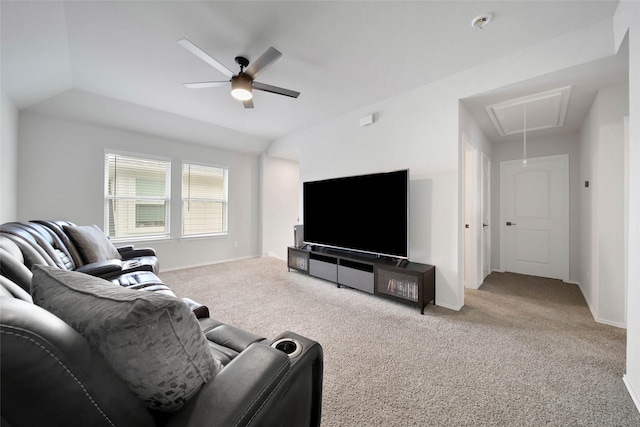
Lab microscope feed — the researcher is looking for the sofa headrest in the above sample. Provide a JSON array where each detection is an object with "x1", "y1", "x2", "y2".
[
  {"x1": 0, "y1": 234, "x2": 24, "y2": 261},
  {"x1": 0, "y1": 297, "x2": 155, "y2": 427},
  {"x1": 0, "y1": 242, "x2": 33, "y2": 292},
  {"x1": 0, "y1": 227, "x2": 57, "y2": 268},
  {"x1": 32, "y1": 220, "x2": 84, "y2": 267},
  {"x1": 0, "y1": 276, "x2": 33, "y2": 302}
]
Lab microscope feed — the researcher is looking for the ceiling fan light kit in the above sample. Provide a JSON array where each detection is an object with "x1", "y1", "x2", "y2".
[
  {"x1": 231, "y1": 74, "x2": 253, "y2": 101},
  {"x1": 179, "y1": 38, "x2": 300, "y2": 109}
]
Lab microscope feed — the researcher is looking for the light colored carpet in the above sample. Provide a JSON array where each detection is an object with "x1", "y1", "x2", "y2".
[{"x1": 161, "y1": 257, "x2": 640, "y2": 426}]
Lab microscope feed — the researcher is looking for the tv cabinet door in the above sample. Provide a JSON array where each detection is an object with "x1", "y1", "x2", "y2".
[
  {"x1": 309, "y1": 254, "x2": 338, "y2": 282},
  {"x1": 288, "y1": 247, "x2": 309, "y2": 273},
  {"x1": 375, "y1": 263, "x2": 435, "y2": 314},
  {"x1": 338, "y1": 260, "x2": 374, "y2": 294},
  {"x1": 376, "y1": 268, "x2": 421, "y2": 302}
]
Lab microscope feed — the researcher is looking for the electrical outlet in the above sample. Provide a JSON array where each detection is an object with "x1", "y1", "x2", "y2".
[{"x1": 234, "y1": 241, "x2": 238, "y2": 248}]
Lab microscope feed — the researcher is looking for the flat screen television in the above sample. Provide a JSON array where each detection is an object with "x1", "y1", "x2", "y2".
[{"x1": 303, "y1": 169, "x2": 409, "y2": 259}]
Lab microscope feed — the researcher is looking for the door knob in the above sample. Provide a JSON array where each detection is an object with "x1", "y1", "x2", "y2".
[
  {"x1": 506, "y1": 221, "x2": 516, "y2": 226},
  {"x1": 483, "y1": 223, "x2": 489, "y2": 228}
]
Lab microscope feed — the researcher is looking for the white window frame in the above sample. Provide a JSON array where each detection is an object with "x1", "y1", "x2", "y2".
[
  {"x1": 104, "y1": 151, "x2": 171, "y2": 242},
  {"x1": 181, "y1": 161, "x2": 229, "y2": 238}
]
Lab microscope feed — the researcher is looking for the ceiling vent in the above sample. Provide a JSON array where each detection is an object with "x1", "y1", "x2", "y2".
[{"x1": 485, "y1": 86, "x2": 572, "y2": 136}]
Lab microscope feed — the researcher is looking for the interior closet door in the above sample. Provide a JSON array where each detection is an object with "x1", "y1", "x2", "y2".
[
  {"x1": 481, "y1": 153, "x2": 491, "y2": 281},
  {"x1": 500, "y1": 155, "x2": 568, "y2": 281}
]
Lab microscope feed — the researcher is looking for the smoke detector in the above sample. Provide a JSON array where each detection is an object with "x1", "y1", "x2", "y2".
[{"x1": 471, "y1": 13, "x2": 493, "y2": 30}]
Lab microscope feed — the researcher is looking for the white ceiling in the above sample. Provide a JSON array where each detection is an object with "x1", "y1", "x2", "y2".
[
  {"x1": 463, "y1": 38, "x2": 628, "y2": 143},
  {"x1": 1, "y1": 1, "x2": 626, "y2": 152},
  {"x1": 484, "y1": 86, "x2": 572, "y2": 136}
]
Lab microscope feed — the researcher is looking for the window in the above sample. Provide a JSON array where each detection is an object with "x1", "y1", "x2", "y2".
[
  {"x1": 182, "y1": 163, "x2": 228, "y2": 237},
  {"x1": 105, "y1": 153, "x2": 170, "y2": 240}
]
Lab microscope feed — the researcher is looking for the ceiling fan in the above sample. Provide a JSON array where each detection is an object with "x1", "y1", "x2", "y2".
[{"x1": 178, "y1": 38, "x2": 300, "y2": 109}]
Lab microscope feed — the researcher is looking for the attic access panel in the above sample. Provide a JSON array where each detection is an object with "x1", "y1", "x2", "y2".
[{"x1": 485, "y1": 86, "x2": 572, "y2": 136}]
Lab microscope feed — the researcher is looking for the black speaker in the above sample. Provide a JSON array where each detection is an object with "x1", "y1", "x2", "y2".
[{"x1": 294, "y1": 224, "x2": 304, "y2": 248}]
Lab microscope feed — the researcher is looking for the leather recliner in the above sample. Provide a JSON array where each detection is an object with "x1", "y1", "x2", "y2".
[
  {"x1": 0, "y1": 224, "x2": 324, "y2": 426},
  {"x1": 0, "y1": 222, "x2": 163, "y2": 289},
  {"x1": 34, "y1": 220, "x2": 160, "y2": 274},
  {"x1": 0, "y1": 288, "x2": 323, "y2": 427}
]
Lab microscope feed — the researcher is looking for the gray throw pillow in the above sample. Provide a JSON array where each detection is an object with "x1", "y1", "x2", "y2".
[
  {"x1": 63, "y1": 224, "x2": 122, "y2": 263},
  {"x1": 31, "y1": 265, "x2": 221, "y2": 412}
]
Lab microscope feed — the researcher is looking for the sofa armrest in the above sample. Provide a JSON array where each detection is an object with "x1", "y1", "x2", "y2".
[
  {"x1": 117, "y1": 246, "x2": 157, "y2": 258},
  {"x1": 167, "y1": 343, "x2": 291, "y2": 427},
  {"x1": 182, "y1": 297, "x2": 210, "y2": 319},
  {"x1": 169, "y1": 333, "x2": 323, "y2": 427},
  {"x1": 75, "y1": 259, "x2": 122, "y2": 277}
]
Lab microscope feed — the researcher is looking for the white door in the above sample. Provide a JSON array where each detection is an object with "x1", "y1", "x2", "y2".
[
  {"x1": 481, "y1": 153, "x2": 491, "y2": 281},
  {"x1": 464, "y1": 138, "x2": 480, "y2": 289},
  {"x1": 500, "y1": 155, "x2": 568, "y2": 281}
]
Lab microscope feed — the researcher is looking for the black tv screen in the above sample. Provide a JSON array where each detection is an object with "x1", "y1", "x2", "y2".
[{"x1": 303, "y1": 169, "x2": 409, "y2": 259}]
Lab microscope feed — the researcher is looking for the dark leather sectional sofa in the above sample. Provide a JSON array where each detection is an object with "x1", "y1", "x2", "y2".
[{"x1": 0, "y1": 220, "x2": 323, "y2": 427}]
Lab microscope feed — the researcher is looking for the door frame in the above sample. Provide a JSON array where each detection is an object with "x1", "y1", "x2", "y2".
[
  {"x1": 481, "y1": 152, "x2": 491, "y2": 281},
  {"x1": 464, "y1": 134, "x2": 481, "y2": 289}
]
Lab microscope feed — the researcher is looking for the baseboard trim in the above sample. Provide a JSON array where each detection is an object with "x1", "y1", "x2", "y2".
[
  {"x1": 595, "y1": 317, "x2": 627, "y2": 329},
  {"x1": 623, "y1": 375, "x2": 640, "y2": 414},
  {"x1": 160, "y1": 255, "x2": 260, "y2": 272},
  {"x1": 437, "y1": 301, "x2": 463, "y2": 311},
  {"x1": 579, "y1": 284, "x2": 627, "y2": 329},
  {"x1": 264, "y1": 251, "x2": 285, "y2": 260}
]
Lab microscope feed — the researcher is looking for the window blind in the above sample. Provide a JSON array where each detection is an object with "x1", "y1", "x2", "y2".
[
  {"x1": 105, "y1": 153, "x2": 170, "y2": 239},
  {"x1": 182, "y1": 163, "x2": 228, "y2": 236}
]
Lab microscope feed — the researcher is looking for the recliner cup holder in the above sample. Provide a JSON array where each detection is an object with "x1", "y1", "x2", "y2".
[{"x1": 271, "y1": 338, "x2": 302, "y2": 358}]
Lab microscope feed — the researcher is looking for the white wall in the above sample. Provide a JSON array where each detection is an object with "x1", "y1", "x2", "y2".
[
  {"x1": 615, "y1": 0, "x2": 640, "y2": 412},
  {"x1": 268, "y1": 18, "x2": 618, "y2": 311},
  {"x1": 580, "y1": 99, "x2": 599, "y2": 316},
  {"x1": 597, "y1": 84, "x2": 628, "y2": 327},
  {"x1": 459, "y1": 102, "x2": 492, "y2": 289},
  {"x1": 1, "y1": 91, "x2": 19, "y2": 222},
  {"x1": 459, "y1": 103, "x2": 492, "y2": 157},
  {"x1": 491, "y1": 133, "x2": 581, "y2": 283},
  {"x1": 578, "y1": 83, "x2": 629, "y2": 327},
  {"x1": 272, "y1": 86, "x2": 463, "y2": 310},
  {"x1": 17, "y1": 111, "x2": 261, "y2": 270},
  {"x1": 260, "y1": 155, "x2": 300, "y2": 259}
]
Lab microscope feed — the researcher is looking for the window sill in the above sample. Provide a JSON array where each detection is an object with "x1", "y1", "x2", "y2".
[
  {"x1": 111, "y1": 235, "x2": 172, "y2": 246},
  {"x1": 111, "y1": 234, "x2": 229, "y2": 245},
  {"x1": 180, "y1": 233, "x2": 228, "y2": 241}
]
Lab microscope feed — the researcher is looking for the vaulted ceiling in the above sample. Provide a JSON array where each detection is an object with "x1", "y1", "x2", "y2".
[{"x1": 1, "y1": 1, "x2": 626, "y2": 152}]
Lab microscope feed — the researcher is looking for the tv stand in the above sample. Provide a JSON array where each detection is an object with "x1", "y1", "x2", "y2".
[{"x1": 287, "y1": 246, "x2": 435, "y2": 314}]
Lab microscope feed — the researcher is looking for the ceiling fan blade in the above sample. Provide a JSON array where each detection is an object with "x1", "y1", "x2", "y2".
[
  {"x1": 178, "y1": 38, "x2": 235, "y2": 78},
  {"x1": 253, "y1": 81, "x2": 300, "y2": 98},
  {"x1": 245, "y1": 47, "x2": 282, "y2": 78},
  {"x1": 184, "y1": 81, "x2": 229, "y2": 89},
  {"x1": 243, "y1": 99, "x2": 254, "y2": 109}
]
